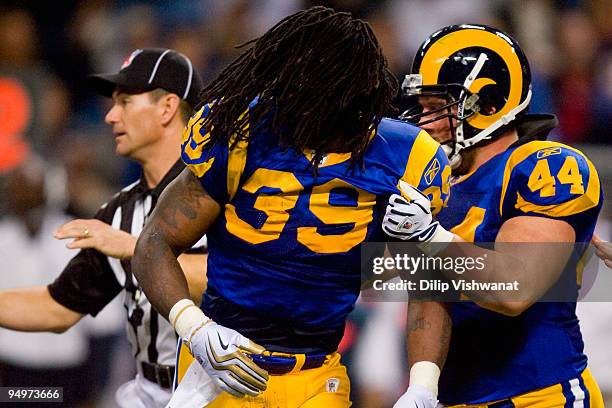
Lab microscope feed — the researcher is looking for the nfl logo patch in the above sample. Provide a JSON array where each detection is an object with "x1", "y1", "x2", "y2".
[
  {"x1": 121, "y1": 49, "x2": 143, "y2": 70},
  {"x1": 326, "y1": 378, "x2": 340, "y2": 393}
]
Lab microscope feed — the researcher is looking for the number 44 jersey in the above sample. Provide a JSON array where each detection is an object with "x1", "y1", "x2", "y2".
[
  {"x1": 181, "y1": 102, "x2": 451, "y2": 354},
  {"x1": 436, "y1": 139, "x2": 603, "y2": 405}
]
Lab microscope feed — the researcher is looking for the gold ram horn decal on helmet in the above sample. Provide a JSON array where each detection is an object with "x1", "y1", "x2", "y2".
[{"x1": 419, "y1": 28, "x2": 524, "y2": 131}]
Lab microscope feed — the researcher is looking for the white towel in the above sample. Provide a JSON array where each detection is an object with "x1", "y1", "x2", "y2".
[{"x1": 166, "y1": 360, "x2": 222, "y2": 408}]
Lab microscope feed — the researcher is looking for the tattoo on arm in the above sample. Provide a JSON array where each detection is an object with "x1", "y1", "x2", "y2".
[
  {"x1": 148, "y1": 169, "x2": 217, "y2": 247},
  {"x1": 154, "y1": 170, "x2": 214, "y2": 250},
  {"x1": 408, "y1": 317, "x2": 432, "y2": 332},
  {"x1": 133, "y1": 168, "x2": 220, "y2": 318},
  {"x1": 407, "y1": 301, "x2": 451, "y2": 369}
]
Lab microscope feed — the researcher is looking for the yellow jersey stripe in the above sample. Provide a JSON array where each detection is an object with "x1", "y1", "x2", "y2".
[
  {"x1": 226, "y1": 110, "x2": 251, "y2": 201},
  {"x1": 189, "y1": 157, "x2": 216, "y2": 178},
  {"x1": 400, "y1": 130, "x2": 440, "y2": 190},
  {"x1": 450, "y1": 206, "x2": 486, "y2": 242},
  {"x1": 182, "y1": 105, "x2": 216, "y2": 178}
]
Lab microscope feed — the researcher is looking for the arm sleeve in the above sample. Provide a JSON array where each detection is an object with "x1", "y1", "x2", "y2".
[
  {"x1": 47, "y1": 248, "x2": 122, "y2": 316},
  {"x1": 47, "y1": 195, "x2": 124, "y2": 316},
  {"x1": 499, "y1": 143, "x2": 603, "y2": 243},
  {"x1": 181, "y1": 104, "x2": 230, "y2": 204},
  {"x1": 502, "y1": 144, "x2": 601, "y2": 222}
]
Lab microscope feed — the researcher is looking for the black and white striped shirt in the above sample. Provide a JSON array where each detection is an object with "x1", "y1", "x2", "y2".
[{"x1": 48, "y1": 161, "x2": 204, "y2": 368}]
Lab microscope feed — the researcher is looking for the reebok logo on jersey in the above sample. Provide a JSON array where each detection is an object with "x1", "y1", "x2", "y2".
[
  {"x1": 536, "y1": 147, "x2": 562, "y2": 159},
  {"x1": 424, "y1": 158, "x2": 441, "y2": 185},
  {"x1": 326, "y1": 378, "x2": 340, "y2": 393}
]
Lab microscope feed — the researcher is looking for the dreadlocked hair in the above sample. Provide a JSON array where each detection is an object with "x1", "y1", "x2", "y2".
[{"x1": 197, "y1": 6, "x2": 398, "y2": 168}]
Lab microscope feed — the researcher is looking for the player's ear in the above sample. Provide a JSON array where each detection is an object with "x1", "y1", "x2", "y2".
[{"x1": 159, "y1": 93, "x2": 181, "y2": 126}]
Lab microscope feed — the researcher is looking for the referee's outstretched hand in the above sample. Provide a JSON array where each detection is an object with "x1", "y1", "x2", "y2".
[
  {"x1": 593, "y1": 235, "x2": 612, "y2": 268},
  {"x1": 54, "y1": 219, "x2": 136, "y2": 260}
]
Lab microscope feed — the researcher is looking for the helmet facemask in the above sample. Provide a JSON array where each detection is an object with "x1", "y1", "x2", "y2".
[
  {"x1": 402, "y1": 25, "x2": 535, "y2": 171},
  {"x1": 400, "y1": 74, "x2": 482, "y2": 169}
]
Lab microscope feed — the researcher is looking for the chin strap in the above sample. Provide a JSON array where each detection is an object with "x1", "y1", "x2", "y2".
[
  {"x1": 455, "y1": 53, "x2": 489, "y2": 147},
  {"x1": 451, "y1": 90, "x2": 532, "y2": 167},
  {"x1": 451, "y1": 50, "x2": 533, "y2": 162},
  {"x1": 460, "y1": 88, "x2": 532, "y2": 151},
  {"x1": 442, "y1": 144, "x2": 462, "y2": 169}
]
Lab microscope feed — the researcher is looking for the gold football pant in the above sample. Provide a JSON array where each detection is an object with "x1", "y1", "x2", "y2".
[
  {"x1": 176, "y1": 344, "x2": 351, "y2": 408},
  {"x1": 446, "y1": 367, "x2": 603, "y2": 408}
]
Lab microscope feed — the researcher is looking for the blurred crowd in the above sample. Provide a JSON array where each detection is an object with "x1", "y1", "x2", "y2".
[
  {"x1": 1, "y1": 0, "x2": 611, "y2": 190},
  {"x1": 0, "y1": 0, "x2": 610, "y2": 407}
]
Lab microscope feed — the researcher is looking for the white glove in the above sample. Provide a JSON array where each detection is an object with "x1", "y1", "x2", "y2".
[
  {"x1": 170, "y1": 300, "x2": 268, "y2": 398},
  {"x1": 383, "y1": 181, "x2": 455, "y2": 254},
  {"x1": 187, "y1": 320, "x2": 269, "y2": 397},
  {"x1": 393, "y1": 384, "x2": 439, "y2": 408}
]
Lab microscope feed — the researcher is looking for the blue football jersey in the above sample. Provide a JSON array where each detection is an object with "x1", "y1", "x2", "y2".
[
  {"x1": 182, "y1": 102, "x2": 451, "y2": 353},
  {"x1": 436, "y1": 140, "x2": 603, "y2": 404}
]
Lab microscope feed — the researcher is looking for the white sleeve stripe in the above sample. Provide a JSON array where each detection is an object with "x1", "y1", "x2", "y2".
[{"x1": 108, "y1": 206, "x2": 127, "y2": 286}]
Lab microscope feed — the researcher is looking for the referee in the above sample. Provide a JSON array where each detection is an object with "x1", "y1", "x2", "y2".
[{"x1": 0, "y1": 48, "x2": 206, "y2": 407}]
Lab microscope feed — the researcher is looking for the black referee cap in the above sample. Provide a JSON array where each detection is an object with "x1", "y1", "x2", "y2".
[{"x1": 88, "y1": 48, "x2": 204, "y2": 107}]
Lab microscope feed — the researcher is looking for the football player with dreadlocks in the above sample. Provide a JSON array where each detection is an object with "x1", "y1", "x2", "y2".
[
  {"x1": 131, "y1": 6, "x2": 451, "y2": 408},
  {"x1": 383, "y1": 24, "x2": 605, "y2": 407}
]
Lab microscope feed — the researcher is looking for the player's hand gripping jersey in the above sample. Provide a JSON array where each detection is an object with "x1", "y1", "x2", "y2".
[
  {"x1": 182, "y1": 101, "x2": 451, "y2": 355},
  {"x1": 436, "y1": 140, "x2": 602, "y2": 405}
]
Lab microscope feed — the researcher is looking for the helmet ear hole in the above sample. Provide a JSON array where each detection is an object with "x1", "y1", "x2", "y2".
[
  {"x1": 478, "y1": 103, "x2": 497, "y2": 116},
  {"x1": 477, "y1": 85, "x2": 505, "y2": 115}
]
